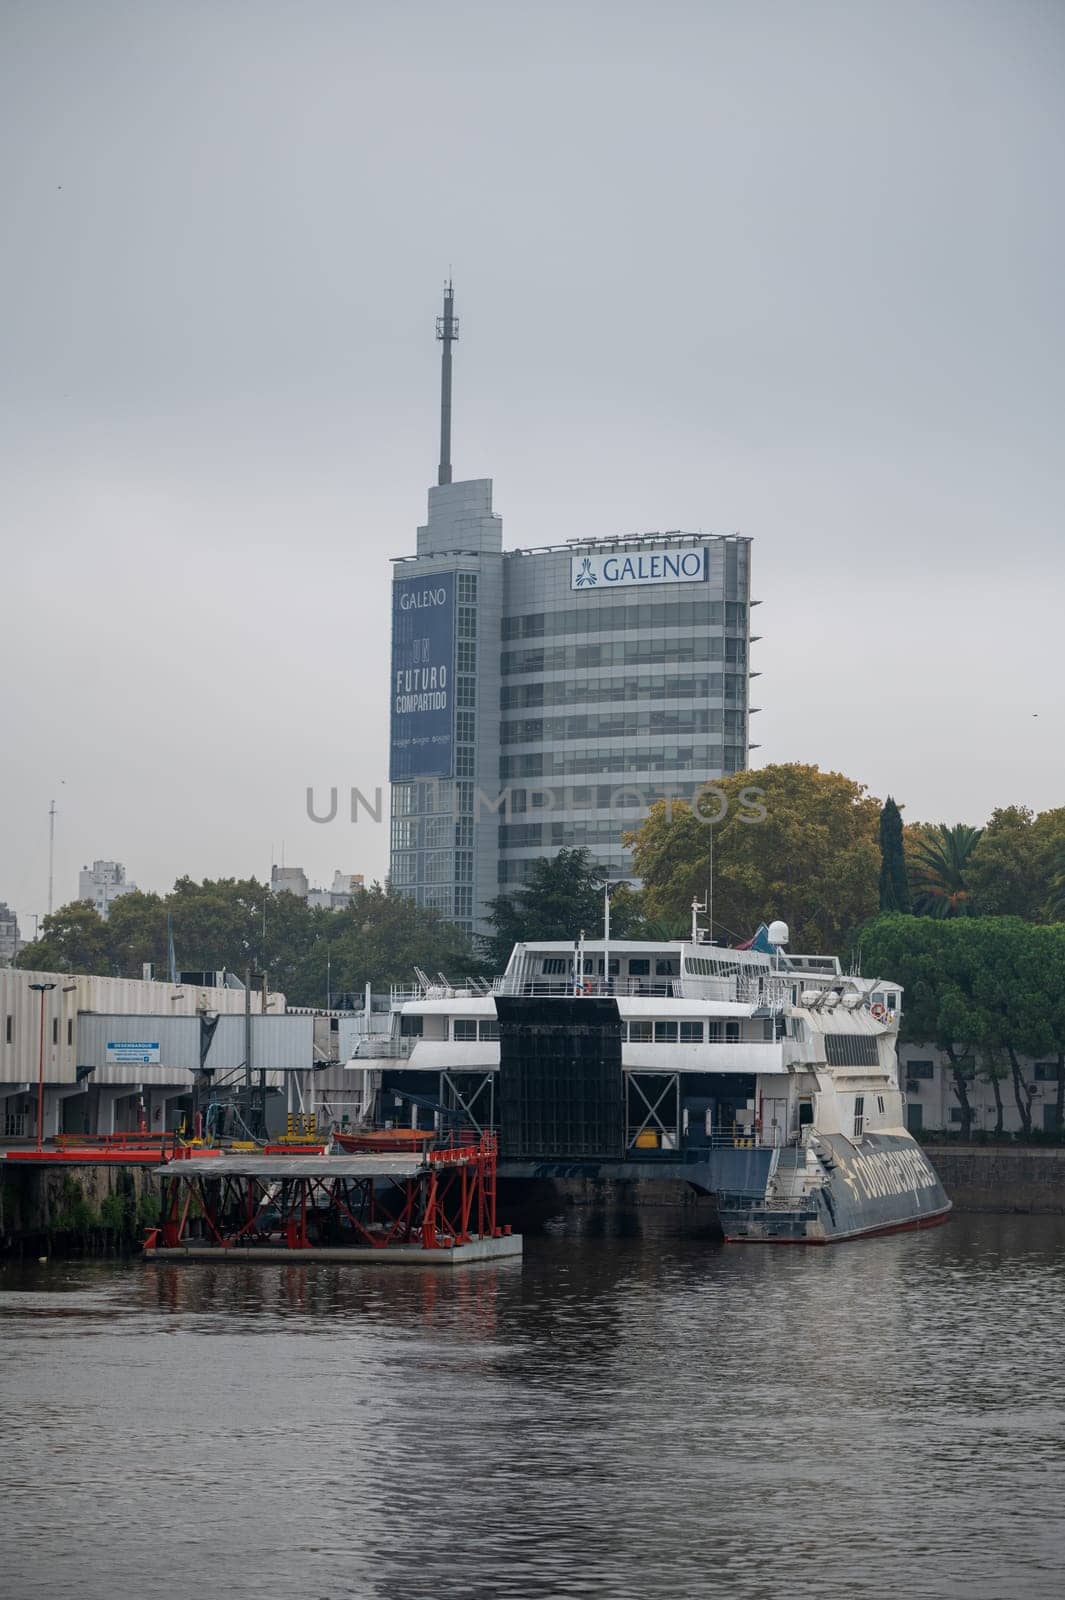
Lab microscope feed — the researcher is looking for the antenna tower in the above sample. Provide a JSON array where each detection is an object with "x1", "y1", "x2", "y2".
[{"x1": 436, "y1": 279, "x2": 459, "y2": 485}]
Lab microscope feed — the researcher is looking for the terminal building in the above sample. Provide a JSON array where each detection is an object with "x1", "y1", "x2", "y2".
[{"x1": 389, "y1": 284, "x2": 757, "y2": 936}]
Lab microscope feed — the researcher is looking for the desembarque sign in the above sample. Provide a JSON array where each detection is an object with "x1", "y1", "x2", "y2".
[{"x1": 571, "y1": 546, "x2": 708, "y2": 591}]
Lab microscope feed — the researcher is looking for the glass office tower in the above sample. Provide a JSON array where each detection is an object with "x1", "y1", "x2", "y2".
[{"x1": 390, "y1": 490, "x2": 754, "y2": 936}]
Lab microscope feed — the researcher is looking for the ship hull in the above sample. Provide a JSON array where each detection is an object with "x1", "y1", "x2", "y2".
[{"x1": 717, "y1": 1131, "x2": 952, "y2": 1244}]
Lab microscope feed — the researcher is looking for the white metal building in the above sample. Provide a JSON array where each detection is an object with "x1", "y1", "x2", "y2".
[{"x1": 0, "y1": 967, "x2": 286, "y2": 1140}]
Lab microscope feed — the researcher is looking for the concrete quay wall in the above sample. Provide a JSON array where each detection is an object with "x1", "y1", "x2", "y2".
[
  {"x1": 0, "y1": 1160, "x2": 158, "y2": 1254},
  {"x1": 924, "y1": 1145, "x2": 1065, "y2": 1214}
]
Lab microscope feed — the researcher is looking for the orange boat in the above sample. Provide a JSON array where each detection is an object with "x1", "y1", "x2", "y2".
[{"x1": 333, "y1": 1128, "x2": 433, "y2": 1154}]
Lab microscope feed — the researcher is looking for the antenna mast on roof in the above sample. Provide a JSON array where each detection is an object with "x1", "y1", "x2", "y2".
[{"x1": 436, "y1": 279, "x2": 459, "y2": 485}]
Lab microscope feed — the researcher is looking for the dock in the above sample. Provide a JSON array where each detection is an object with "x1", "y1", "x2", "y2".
[{"x1": 142, "y1": 1134, "x2": 523, "y2": 1267}]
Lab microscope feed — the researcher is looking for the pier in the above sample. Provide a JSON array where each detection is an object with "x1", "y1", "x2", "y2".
[{"x1": 142, "y1": 1133, "x2": 523, "y2": 1266}]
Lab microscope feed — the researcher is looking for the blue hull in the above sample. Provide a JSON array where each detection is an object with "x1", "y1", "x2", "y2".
[{"x1": 717, "y1": 1131, "x2": 952, "y2": 1244}]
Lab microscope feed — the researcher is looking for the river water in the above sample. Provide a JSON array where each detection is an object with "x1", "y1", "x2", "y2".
[{"x1": 2, "y1": 1214, "x2": 1063, "y2": 1600}]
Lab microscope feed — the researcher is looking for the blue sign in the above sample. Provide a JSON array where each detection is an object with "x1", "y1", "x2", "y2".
[{"x1": 390, "y1": 571, "x2": 456, "y2": 781}]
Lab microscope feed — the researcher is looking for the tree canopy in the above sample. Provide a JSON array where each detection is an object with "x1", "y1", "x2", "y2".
[
  {"x1": 15, "y1": 879, "x2": 484, "y2": 1007},
  {"x1": 482, "y1": 848, "x2": 642, "y2": 974},
  {"x1": 858, "y1": 914, "x2": 1065, "y2": 1138},
  {"x1": 908, "y1": 823, "x2": 984, "y2": 917},
  {"x1": 628, "y1": 763, "x2": 880, "y2": 952},
  {"x1": 967, "y1": 806, "x2": 1065, "y2": 921}
]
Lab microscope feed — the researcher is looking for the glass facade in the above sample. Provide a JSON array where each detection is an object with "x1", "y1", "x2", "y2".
[{"x1": 391, "y1": 494, "x2": 754, "y2": 931}]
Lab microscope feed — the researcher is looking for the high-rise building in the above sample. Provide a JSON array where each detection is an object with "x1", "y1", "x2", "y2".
[
  {"x1": 78, "y1": 861, "x2": 138, "y2": 920},
  {"x1": 0, "y1": 902, "x2": 20, "y2": 966},
  {"x1": 389, "y1": 285, "x2": 756, "y2": 936}
]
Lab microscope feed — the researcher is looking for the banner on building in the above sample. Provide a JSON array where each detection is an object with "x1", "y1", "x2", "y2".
[
  {"x1": 389, "y1": 571, "x2": 456, "y2": 781},
  {"x1": 571, "y1": 546, "x2": 708, "y2": 591}
]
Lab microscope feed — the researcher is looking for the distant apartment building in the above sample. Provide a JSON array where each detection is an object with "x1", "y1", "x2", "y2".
[
  {"x1": 270, "y1": 865, "x2": 310, "y2": 900},
  {"x1": 309, "y1": 871, "x2": 365, "y2": 911},
  {"x1": 270, "y1": 866, "x2": 364, "y2": 911},
  {"x1": 78, "y1": 861, "x2": 138, "y2": 920},
  {"x1": 0, "y1": 903, "x2": 20, "y2": 967}
]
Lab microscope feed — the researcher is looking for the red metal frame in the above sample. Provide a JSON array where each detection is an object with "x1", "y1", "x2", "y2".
[{"x1": 152, "y1": 1133, "x2": 503, "y2": 1253}]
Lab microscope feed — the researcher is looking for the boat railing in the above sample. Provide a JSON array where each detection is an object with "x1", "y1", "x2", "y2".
[
  {"x1": 492, "y1": 976, "x2": 686, "y2": 999},
  {"x1": 350, "y1": 1037, "x2": 415, "y2": 1060}
]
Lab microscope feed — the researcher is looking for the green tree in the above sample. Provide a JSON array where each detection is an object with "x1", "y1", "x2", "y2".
[
  {"x1": 909, "y1": 824, "x2": 983, "y2": 917},
  {"x1": 106, "y1": 891, "x2": 169, "y2": 976},
  {"x1": 968, "y1": 806, "x2": 1065, "y2": 921},
  {"x1": 15, "y1": 876, "x2": 482, "y2": 1008},
  {"x1": 482, "y1": 848, "x2": 641, "y2": 974},
  {"x1": 629, "y1": 764, "x2": 880, "y2": 952},
  {"x1": 859, "y1": 914, "x2": 1065, "y2": 1140},
  {"x1": 291, "y1": 886, "x2": 483, "y2": 1002},
  {"x1": 878, "y1": 796, "x2": 911, "y2": 913},
  {"x1": 16, "y1": 901, "x2": 112, "y2": 975},
  {"x1": 859, "y1": 915, "x2": 984, "y2": 1137},
  {"x1": 1047, "y1": 834, "x2": 1065, "y2": 923}
]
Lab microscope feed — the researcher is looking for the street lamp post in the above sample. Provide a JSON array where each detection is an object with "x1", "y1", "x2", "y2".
[
  {"x1": 28, "y1": 982, "x2": 57, "y2": 1152},
  {"x1": 602, "y1": 879, "x2": 636, "y2": 995}
]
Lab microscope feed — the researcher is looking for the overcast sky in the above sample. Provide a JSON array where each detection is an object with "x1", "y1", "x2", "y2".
[{"x1": 2, "y1": 0, "x2": 1062, "y2": 929}]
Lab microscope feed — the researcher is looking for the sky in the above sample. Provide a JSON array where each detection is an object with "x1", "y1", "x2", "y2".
[{"x1": 1, "y1": 0, "x2": 1062, "y2": 932}]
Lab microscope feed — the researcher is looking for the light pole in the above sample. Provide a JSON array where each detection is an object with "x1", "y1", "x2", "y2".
[
  {"x1": 602, "y1": 879, "x2": 636, "y2": 994},
  {"x1": 28, "y1": 982, "x2": 56, "y2": 1151}
]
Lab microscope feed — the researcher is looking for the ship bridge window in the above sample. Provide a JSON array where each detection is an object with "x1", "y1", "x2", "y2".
[
  {"x1": 453, "y1": 1019, "x2": 478, "y2": 1041},
  {"x1": 679, "y1": 1021, "x2": 703, "y2": 1043},
  {"x1": 596, "y1": 959, "x2": 620, "y2": 976},
  {"x1": 725, "y1": 1022, "x2": 740, "y2": 1043},
  {"x1": 628, "y1": 1021, "x2": 652, "y2": 1043},
  {"x1": 628, "y1": 959, "x2": 650, "y2": 976},
  {"x1": 478, "y1": 1020, "x2": 499, "y2": 1041},
  {"x1": 399, "y1": 1015, "x2": 423, "y2": 1038},
  {"x1": 541, "y1": 958, "x2": 569, "y2": 975},
  {"x1": 655, "y1": 959, "x2": 679, "y2": 976},
  {"x1": 654, "y1": 1021, "x2": 678, "y2": 1043}
]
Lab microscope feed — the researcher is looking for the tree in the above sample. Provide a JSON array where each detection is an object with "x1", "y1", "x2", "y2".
[
  {"x1": 16, "y1": 901, "x2": 112, "y2": 976},
  {"x1": 1046, "y1": 829, "x2": 1065, "y2": 923},
  {"x1": 859, "y1": 915, "x2": 986, "y2": 1139},
  {"x1": 968, "y1": 806, "x2": 1065, "y2": 921},
  {"x1": 482, "y1": 848, "x2": 642, "y2": 974},
  {"x1": 16, "y1": 876, "x2": 482, "y2": 1008},
  {"x1": 909, "y1": 824, "x2": 983, "y2": 917},
  {"x1": 859, "y1": 914, "x2": 1065, "y2": 1140},
  {"x1": 629, "y1": 764, "x2": 880, "y2": 952},
  {"x1": 105, "y1": 891, "x2": 169, "y2": 976},
  {"x1": 878, "y1": 797, "x2": 911, "y2": 913},
  {"x1": 290, "y1": 885, "x2": 484, "y2": 1002}
]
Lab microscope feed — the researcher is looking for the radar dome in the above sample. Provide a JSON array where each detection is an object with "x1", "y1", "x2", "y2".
[{"x1": 768, "y1": 920, "x2": 789, "y2": 947}]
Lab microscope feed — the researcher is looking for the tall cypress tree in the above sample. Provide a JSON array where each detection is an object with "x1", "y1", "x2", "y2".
[{"x1": 878, "y1": 796, "x2": 911, "y2": 913}]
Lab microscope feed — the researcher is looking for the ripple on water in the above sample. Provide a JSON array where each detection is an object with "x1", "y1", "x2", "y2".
[{"x1": 1, "y1": 1217, "x2": 1064, "y2": 1600}]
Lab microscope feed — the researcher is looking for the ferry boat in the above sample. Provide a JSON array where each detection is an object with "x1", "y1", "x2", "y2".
[{"x1": 351, "y1": 909, "x2": 951, "y2": 1244}]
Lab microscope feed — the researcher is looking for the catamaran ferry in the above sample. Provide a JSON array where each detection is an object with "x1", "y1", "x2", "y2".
[{"x1": 350, "y1": 908, "x2": 951, "y2": 1244}]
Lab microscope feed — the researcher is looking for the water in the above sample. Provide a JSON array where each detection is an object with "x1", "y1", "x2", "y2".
[{"x1": 2, "y1": 1215, "x2": 1063, "y2": 1600}]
